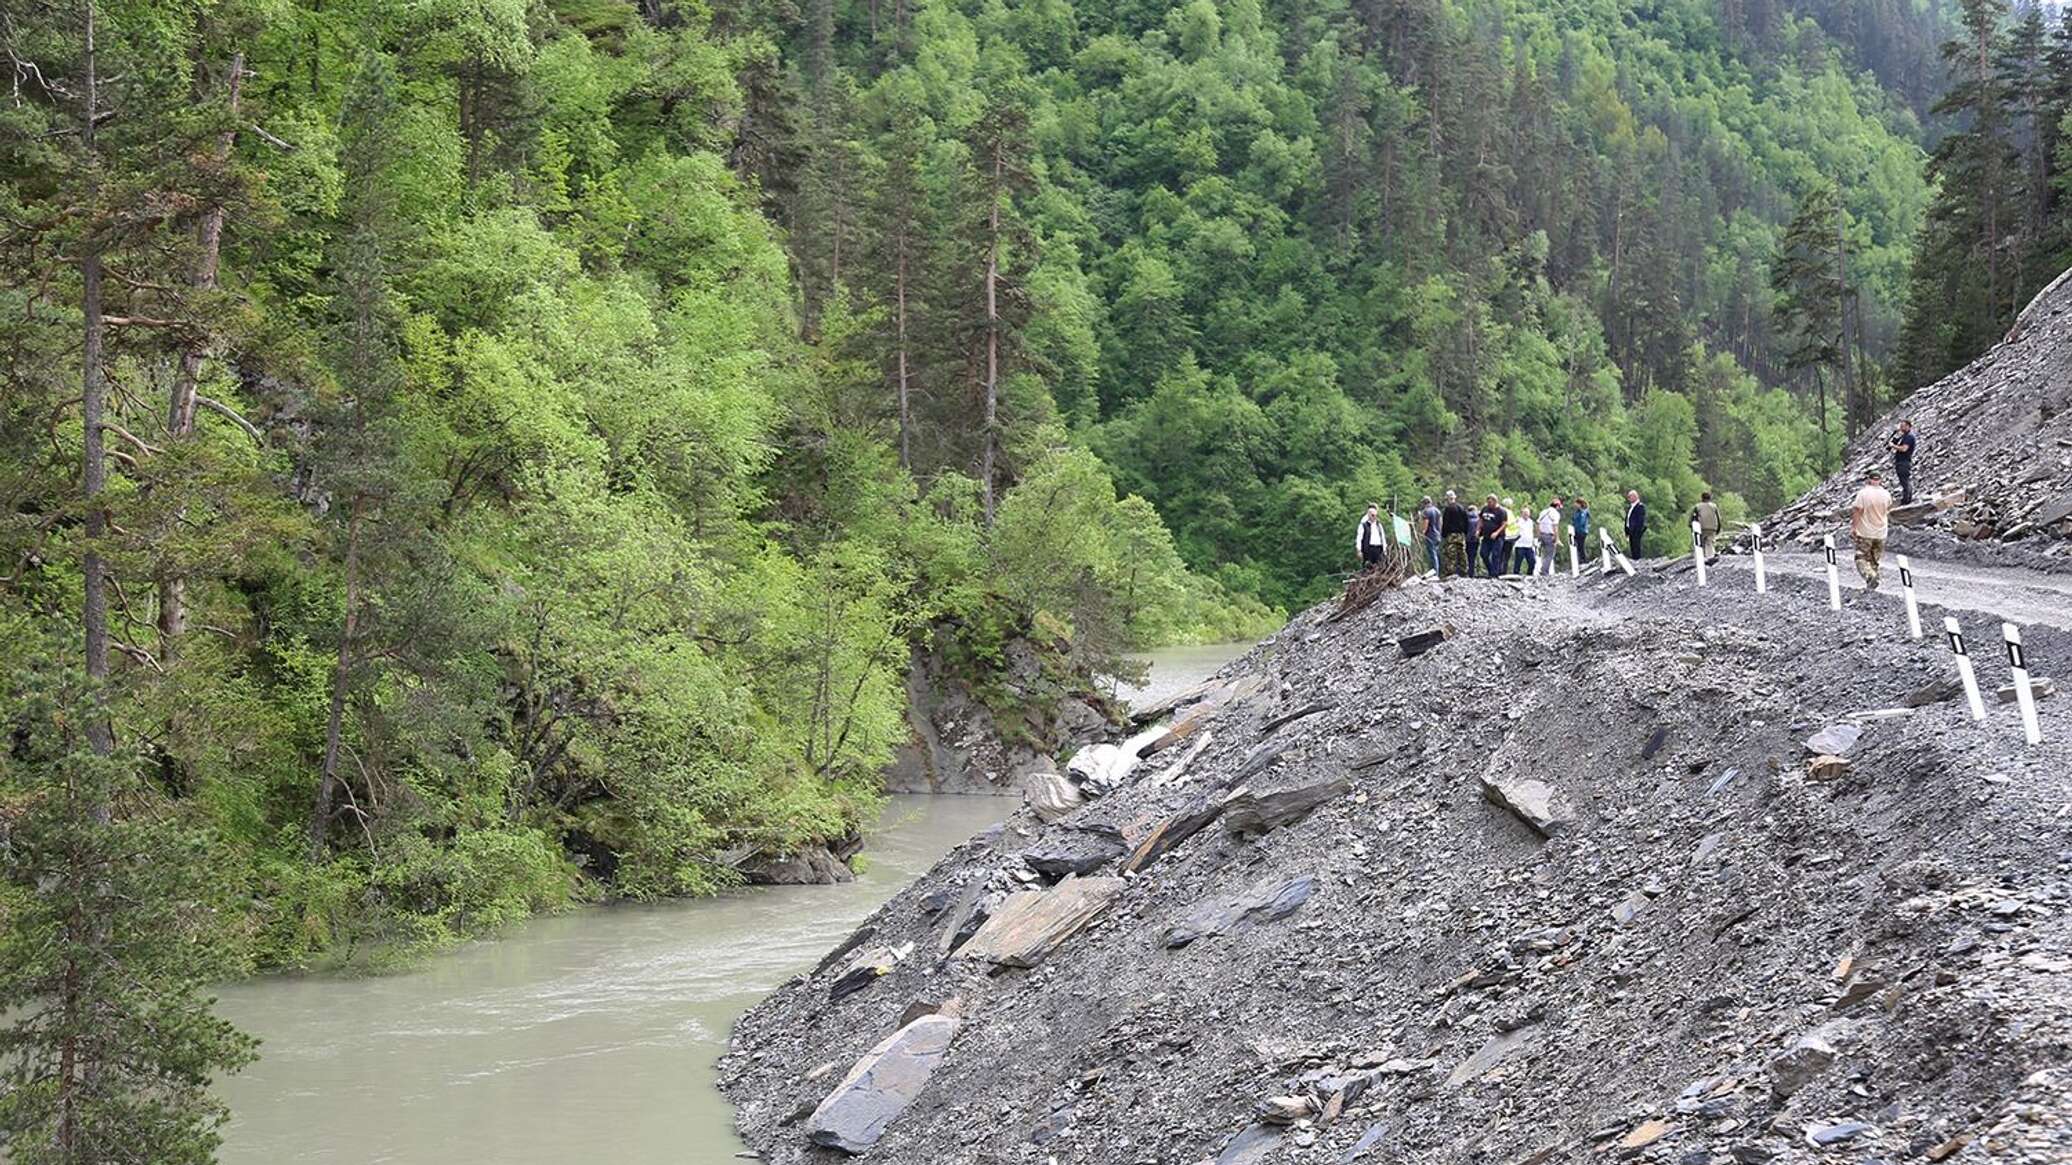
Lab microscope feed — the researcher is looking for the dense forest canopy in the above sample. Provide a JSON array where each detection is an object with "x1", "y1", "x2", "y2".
[{"x1": 758, "y1": 0, "x2": 1971, "y2": 607}]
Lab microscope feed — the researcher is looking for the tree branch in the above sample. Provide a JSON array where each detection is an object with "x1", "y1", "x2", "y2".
[{"x1": 194, "y1": 395, "x2": 262, "y2": 441}]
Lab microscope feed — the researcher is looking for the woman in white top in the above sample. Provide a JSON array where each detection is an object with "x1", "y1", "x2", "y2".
[{"x1": 1505, "y1": 498, "x2": 1531, "y2": 574}]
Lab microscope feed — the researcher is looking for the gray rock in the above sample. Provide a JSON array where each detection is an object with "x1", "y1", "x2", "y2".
[
  {"x1": 1341, "y1": 1122, "x2": 1388, "y2": 1163},
  {"x1": 739, "y1": 845, "x2": 856, "y2": 885},
  {"x1": 1447, "y1": 1026, "x2": 1538, "y2": 1086},
  {"x1": 1805, "y1": 1121, "x2": 1874, "y2": 1147},
  {"x1": 1479, "y1": 773, "x2": 1575, "y2": 837},
  {"x1": 1161, "y1": 874, "x2": 1316, "y2": 948},
  {"x1": 805, "y1": 1015, "x2": 958, "y2": 1154},
  {"x1": 1768, "y1": 1033, "x2": 1838, "y2": 1099},
  {"x1": 1021, "y1": 826, "x2": 1127, "y2": 881},
  {"x1": 1024, "y1": 770, "x2": 1084, "y2": 823},
  {"x1": 1217, "y1": 1123, "x2": 1281, "y2": 1165},
  {"x1": 1224, "y1": 774, "x2": 1349, "y2": 835}
]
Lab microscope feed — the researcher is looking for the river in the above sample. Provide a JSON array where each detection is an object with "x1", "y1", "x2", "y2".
[{"x1": 213, "y1": 642, "x2": 1254, "y2": 1163}]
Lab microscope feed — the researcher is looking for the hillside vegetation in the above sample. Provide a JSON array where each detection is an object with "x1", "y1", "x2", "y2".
[{"x1": 757, "y1": 0, "x2": 1948, "y2": 605}]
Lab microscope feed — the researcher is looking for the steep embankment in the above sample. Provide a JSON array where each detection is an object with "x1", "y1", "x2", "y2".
[
  {"x1": 1766, "y1": 268, "x2": 2072, "y2": 571},
  {"x1": 720, "y1": 564, "x2": 2072, "y2": 1163}
]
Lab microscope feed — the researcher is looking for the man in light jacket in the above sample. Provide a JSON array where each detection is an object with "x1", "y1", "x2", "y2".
[
  {"x1": 1356, "y1": 503, "x2": 1387, "y2": 569},
  {"x1": 1691, "y1": 491, "x2": 1722, "y2": 560},
  {"x1": 1851, "y1": 471, "x2": 1893, "y2": 590},
  {"x1": 1537, "y1": 498, "x2": 1563, "y2": 575}
]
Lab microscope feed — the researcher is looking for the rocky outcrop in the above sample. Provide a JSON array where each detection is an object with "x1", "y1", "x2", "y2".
[{"x1": 883, "y1": 639, "x2": 1115, "y2": 795}]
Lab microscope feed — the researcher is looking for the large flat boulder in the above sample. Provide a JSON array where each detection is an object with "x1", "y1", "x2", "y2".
[
  {"x1": 1021, "y1": 826, "x2": 1128, "y2": 881},
  {"x1": 1161, "y1": 874, "x2": 1317, "y2": 948},
  {"x1": 957, "y1": 876, "x2": 1125, "y2": 968},
  {"x1": 805, "y1": 1014, "x2": 958, "y2": 1153},
  {"x1": 1223, "y1": 774, "x2": 1348, "y2": 836}
]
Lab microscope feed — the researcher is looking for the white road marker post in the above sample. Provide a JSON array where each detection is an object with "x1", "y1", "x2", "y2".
[
  {"x1": 1691, "y1": 521, "x2": 1708, "y2": 587},
  {"x1": 1946, "y1": 617, "x2": 1988, "y2": 723},
  {"x1": 1898, "y1": 555, "x2": 1923, "y2": 641},
  {"x1": 1750, "y1": 523, "x2": 1768, "y2": 594},
  {"x1": 1823, "y1": 534, "x2": 1843, "y2": 610},
  {"x1": 1599, "y1": 531, "x2": 1612, "y2": 574},
  {"x1": 1569, "y1": 538, "x2": 1580, "y2": 579},
  {"x1": 2004, "y1": 622, "x2": 2043, "y2": 745},
  {"x1": 1602, "y1": 530, "x2": 1634, "y2": 576}
]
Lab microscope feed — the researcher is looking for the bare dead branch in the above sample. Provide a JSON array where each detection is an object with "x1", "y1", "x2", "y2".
[{"x1": 194, "y1": 394, "x2": 262, "y2": 441}]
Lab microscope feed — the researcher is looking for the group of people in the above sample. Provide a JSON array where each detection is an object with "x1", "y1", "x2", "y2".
[
  {"x1": 1358, "y1": 490, "x2": 1659, "y2": 580},
  {"x1": 1354, "y1": 419, "x2": 1923, "y2": 588}
]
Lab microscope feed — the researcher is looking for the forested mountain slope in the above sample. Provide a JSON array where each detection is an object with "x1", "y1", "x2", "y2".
[
  {"x1": 0, "y1": 0, "x2": 1269, "y2": 999},
  {"x1": 750, "y1": 0, "x2": 1948, "y2": 606}
]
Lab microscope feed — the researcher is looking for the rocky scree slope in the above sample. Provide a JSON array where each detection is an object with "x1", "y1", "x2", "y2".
[
  {"x1": 721, "y1": 568, "x2": 2072, "y2": 1165},
  {"x1": 1766, "y1": 267, "x2": 2072, "y2": 571}
]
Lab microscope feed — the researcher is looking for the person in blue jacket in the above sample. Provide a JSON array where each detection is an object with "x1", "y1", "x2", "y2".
[{"x1": 1570, "y1": 497, "x2": 1592, "y2": 564}]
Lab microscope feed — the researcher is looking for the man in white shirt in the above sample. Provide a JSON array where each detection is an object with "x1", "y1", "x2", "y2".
[{"x1": 1850, "y1": 471, "x2": 1893, "y2": 591}]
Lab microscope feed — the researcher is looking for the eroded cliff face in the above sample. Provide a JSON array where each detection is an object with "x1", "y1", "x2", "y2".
[
  {"x1": 1767, "y1": 267, "x2": 2072, "y2": 570},
  {"x1": 883, "y1": 637, "x2": 1115, "y2": 797},
  {"x1": 722, "y1": 564, "x2": 2071, "y2": 1165}
]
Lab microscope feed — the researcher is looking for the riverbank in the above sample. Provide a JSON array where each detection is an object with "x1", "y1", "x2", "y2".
[{"x1": 212, "y1": 796, "x2": 1012, "y2": 1165}]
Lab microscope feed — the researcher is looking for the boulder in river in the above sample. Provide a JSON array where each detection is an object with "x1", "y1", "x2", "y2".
[
  {"x1": 737, "y1": 845, "x2": 855, "y2": 885},
  {"x1": 805, "y1": 1014, "x2": 958, "y2": 1154}
]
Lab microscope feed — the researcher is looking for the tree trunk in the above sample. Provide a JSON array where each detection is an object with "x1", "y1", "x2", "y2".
[
  {"x1": 311, "y1": 498, "x2": 363, "y2": 860},
  {"x1": 1832, "y1": 209, "x2": 1858, "y2": 436},
  {"x1": 895, "y1": 219, "x2": 911, "y2": 470},
  {"x1": 980, "y1": 139, "x2": 1002, "y2": 526},
  {"x1": 80, "y1": 1, "x2": 111, "y2": 759},
  {"x1": 159, "y1": 52, "x2": 244, "y2": 652}
]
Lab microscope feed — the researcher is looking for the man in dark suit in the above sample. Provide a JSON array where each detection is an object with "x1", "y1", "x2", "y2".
[{"x1": 1624, "y1": 489, "x2": 1647, "y2": 560}]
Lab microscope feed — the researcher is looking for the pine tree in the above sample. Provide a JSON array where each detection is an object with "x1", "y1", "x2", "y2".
[
  {"x1": 1772, "y1": 184, "x2": 1848, "y2": 458},
  {"x1": 0, "y1": 642, "x2": 255, "y2": 1163}
]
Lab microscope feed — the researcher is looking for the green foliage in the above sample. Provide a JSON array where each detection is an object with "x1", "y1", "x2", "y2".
[
  {"x1": 1896, "y1": 2, "x2": 2072, "y2": 388},
  {"x1": 762, "y1": 0, "x2": 1942, "y2": 605},
  {"x1": 0, "y1": 640, "x2": 256, "y2": 1163}
]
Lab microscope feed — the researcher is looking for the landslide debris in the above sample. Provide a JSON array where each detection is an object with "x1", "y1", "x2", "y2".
[
  {"x1": 1766, "y1": 267, "x2": 2072, "y2": 570},
  {"x1": 720, "y1": 567, "x2": 2072, "y2": 1165}
]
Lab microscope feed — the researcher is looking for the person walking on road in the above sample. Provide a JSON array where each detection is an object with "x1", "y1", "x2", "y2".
[
  {"x1": 1440, "y1": 491, "x2": 1471, "y2": 579},
  {"x1": 1571, "y1": 498, "x2": 1592, "y2": 562},
  {"x1": 1356, "y1": 503, "x2": 1387, "y2": 569},
  {"x1": 1419, "y1": 496, "x2": 1443, "y2": 573},
  {"x1": 1890, "y1": 419, "x2": 1917, "y2": 504},
  {"x1": 1691, "y1": 491, "x2": 1722, "y2": 560},
  {"x1": 1624, "y1": 490, "x2": 1647, "y2": 561},
  {"x1": 1537, "y1": 498, "x2": 1562, "y2": 575},
  {"x1": 1851, "y1": 470, "x2": 1893, "y2": 591},
  {"x1": 1479, "y1": 495, "x2": 1508, "y2": 577}
]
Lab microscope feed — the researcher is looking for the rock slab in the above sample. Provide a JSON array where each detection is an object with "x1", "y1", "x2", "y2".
[
  {"x1": 806, "y1": 1014, "x2": 958, "y2": 1154},
  {"x1": 958, "y1": 877, "x2": 1125, "y2": 968},
  {"x1": 1224, "y1": 774, "x2": 1349, "y2": 835}
]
